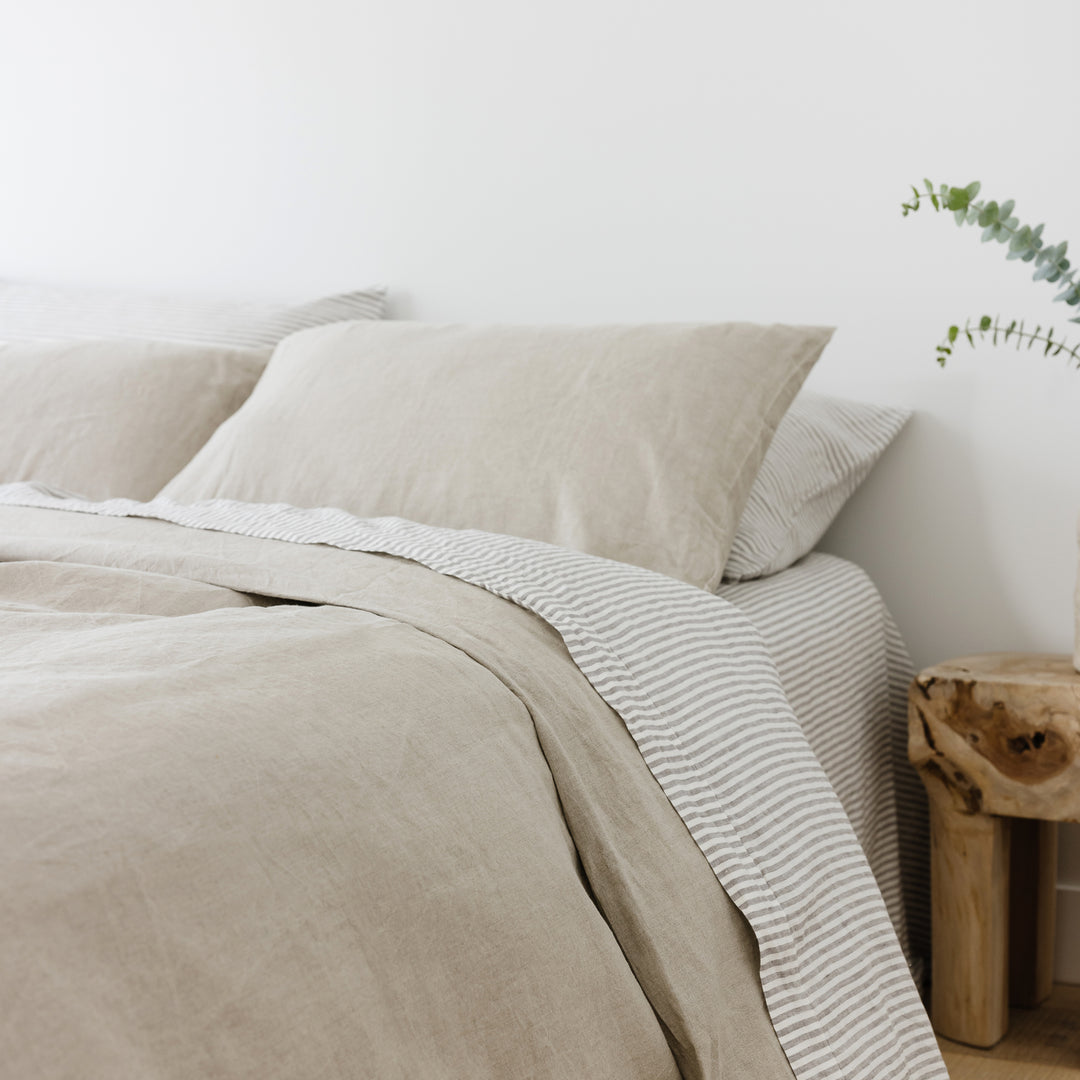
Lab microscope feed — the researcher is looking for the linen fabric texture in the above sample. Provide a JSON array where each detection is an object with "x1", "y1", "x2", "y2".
[
  {"x1": 0, "y1": 488, "x2": 947, "y2": 1079},
  {"x1": 719, "y1": 551, "x2": 928, "y2": 966},
  {"x1": 724, "y1": 392, "x2": 911, "y2": 581},
  {"x1": 0, "y1": 278, "x2": 385, "y2": 348},
  {"x1": 0, "y1": 338, "x2": 271, "y2": 501},
  {"x1": 162, "y1": 320, "x2": 832, "y2": 590},
  {"x1": 0, "y1": 500, "x2": 795, "y2": 1080}
]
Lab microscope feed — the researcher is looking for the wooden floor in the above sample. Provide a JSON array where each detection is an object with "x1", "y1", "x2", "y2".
[{"x1": 939, "y1": 985, "x2": 1080, "y2": 1078}]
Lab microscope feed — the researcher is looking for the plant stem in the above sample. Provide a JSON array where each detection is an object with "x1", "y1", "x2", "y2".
[{"x1": 937, "y1": 318, "x2": 1080, "y2": 367}]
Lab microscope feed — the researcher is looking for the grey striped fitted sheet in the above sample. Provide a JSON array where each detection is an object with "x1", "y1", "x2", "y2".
[{"x1": 719, "y1": 553, "x2": 929, "y2": 971}]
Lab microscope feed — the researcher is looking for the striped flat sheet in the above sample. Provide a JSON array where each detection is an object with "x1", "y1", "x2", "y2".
[
  {"x1": 0, "y1": 483, "x2": 947, "y2": 1080},
  {"x1": 719, "y1": 554, "x2": 929, "y2": 972}
]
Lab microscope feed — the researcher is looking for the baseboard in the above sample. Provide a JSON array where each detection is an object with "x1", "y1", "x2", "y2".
[{"x1": 1054, "y1": 884, "x2": 1080, "y2": 985}]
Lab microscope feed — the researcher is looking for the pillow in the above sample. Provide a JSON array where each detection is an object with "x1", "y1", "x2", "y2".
[
  {"x1": 0, "y1": 338, "x2": 271, "y2": 501},
  {"x1": 162, "y1": 320, "x2": 832, "y2": 590},
  {"x1": 0, "y1": 279, "x2": 385, "y2": 348},
  {"x1": 722, "y1": 392, "x2": 911, "y2": 582}
]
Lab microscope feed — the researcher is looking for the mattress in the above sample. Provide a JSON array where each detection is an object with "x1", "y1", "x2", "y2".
[{"x1": 719, "y1": 552, "x2": 930, "y2": 968}]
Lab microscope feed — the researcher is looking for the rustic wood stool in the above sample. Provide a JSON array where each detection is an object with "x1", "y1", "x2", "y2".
[{"x1": 908, "y1": 653, "x2": 1078, "y2": 1048}]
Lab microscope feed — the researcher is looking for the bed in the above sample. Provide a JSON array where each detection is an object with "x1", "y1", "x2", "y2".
[
  {"x1": 719, "y1": 551, "x2": 930, "y2": 973},
  {"x1": 0, "y1": 297, "x2": 946, "y2": 1079}
]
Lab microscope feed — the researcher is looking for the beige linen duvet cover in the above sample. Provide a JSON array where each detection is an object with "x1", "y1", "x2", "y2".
[{"x1": 0, "y1": 504, "x2": 797, "y2": 1080}]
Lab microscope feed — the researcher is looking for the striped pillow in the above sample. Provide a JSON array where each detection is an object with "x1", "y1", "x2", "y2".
[
  {"x1": 0, "y1": 279, "x2": 385, "y2": 348},
  {"x1": 722, "y1": 393, "x2": 910, "y2": 582}
]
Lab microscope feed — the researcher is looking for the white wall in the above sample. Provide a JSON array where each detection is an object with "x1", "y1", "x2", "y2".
[{"x1": 3, "y1": 0, "x2": 1080, "y2": 964}]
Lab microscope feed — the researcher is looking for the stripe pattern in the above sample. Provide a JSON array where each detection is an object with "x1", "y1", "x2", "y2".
[
  {"x1": 0, "y1": 279, "x2": 385, "y2": 348},
  {"x1": 724, "y1": 393, "x2": 911, "y2": 582},
  {"x1": 0, "y1": 483, "x2": 946, "y2": 1080},
  {"x1": 719, "y1": 554, "x2": 930, "y2": 971}
]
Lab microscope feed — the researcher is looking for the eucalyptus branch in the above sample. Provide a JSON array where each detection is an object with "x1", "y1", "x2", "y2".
[
  {"x1": 935, "y1": 315, "x2": 1080, "y2": 368},
  {"x1": 902, "y1": 180, "x2": 1080, "y2": 311}
]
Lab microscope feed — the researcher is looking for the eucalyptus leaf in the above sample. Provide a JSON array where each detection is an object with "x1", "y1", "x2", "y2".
[{"x1": 905, "y1": 179, "x2": 1078, "y2": 367}]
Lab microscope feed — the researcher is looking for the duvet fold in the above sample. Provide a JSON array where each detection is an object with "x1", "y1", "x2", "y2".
[{"x1": 0, "y1": 486, "x2": 947, "y2": 1080}]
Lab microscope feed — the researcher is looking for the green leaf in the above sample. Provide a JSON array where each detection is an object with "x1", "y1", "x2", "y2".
[
  {"x1": 902, "y1": 180, "x2": 1080, "y2": 368},
  {"x1": 1010, "y1": 226, "x2": 1032, "y2": 250}
]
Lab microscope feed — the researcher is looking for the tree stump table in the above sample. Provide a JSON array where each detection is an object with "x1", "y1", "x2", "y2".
[{"x1": 908, "y1": 653, "x2": 1080, "y2": 1048}]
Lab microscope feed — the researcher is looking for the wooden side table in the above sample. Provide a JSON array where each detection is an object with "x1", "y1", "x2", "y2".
[{"x1": 908, "y1": 653, "x2": 1080, "y2": 1049}]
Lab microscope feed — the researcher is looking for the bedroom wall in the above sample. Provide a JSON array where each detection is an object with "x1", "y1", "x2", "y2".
[{"x1": 4, "y1": 0, "x2": 1080, "y2": 972}]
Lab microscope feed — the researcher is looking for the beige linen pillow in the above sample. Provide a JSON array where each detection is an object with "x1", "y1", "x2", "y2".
[
  {"x1": 0, "y1": 339, "x2": 270, "y2": 501},
  {"x1": 162, "y1": 321, "x2": 832, "y2": 589}
]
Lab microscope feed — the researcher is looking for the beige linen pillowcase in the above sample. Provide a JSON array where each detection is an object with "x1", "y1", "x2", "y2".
[
  {"x1": 0, "y1": 339, "x2": 270, "y2": 501},
  {"x1": 162, "y1": 321, "x2": 833, "y2": 589}
]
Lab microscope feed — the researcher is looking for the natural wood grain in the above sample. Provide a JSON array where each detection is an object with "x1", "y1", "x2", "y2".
[
  {"x1": 910, "y1": 653, "x2": 1080, "y2": 822},
  {"x1": 928, "y1": 796, "x2": 1011, "y2": 1047},
  {"x1": 940, "y1": 983, "x2": 1080, "y2": 1078},
  {"x1": 1011, "y1": 819, "x2": 1059, "y2": 1009},
  {"x1": 909, "y1": 654, "x2": 1080, "y2": 1047}
]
